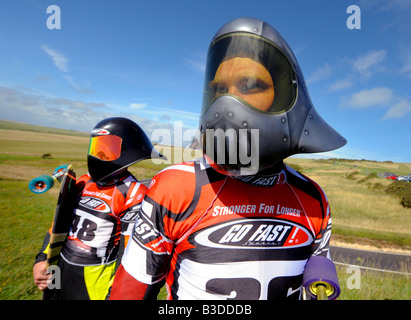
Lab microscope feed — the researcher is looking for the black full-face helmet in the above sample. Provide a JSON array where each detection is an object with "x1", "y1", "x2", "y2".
[
  {"x1": 87, "y1": 117, "x2": 164, "y2": 182},
  {"x1": 200, "y1": 17, "x2": 346, "y2": 176}
]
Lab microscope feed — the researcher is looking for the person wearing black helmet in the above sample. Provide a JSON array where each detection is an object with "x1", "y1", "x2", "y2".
[
  {"x1": 33, "y1": 117, "x2": 164, "y2": 300},
  {"x1": 110, "y1": 18, "x2": 346, "y2": 300}
]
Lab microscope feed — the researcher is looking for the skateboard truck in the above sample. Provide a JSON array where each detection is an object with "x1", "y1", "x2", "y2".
[{"x1": 28, "y1": 165, "x2": 70, "y2": 194}]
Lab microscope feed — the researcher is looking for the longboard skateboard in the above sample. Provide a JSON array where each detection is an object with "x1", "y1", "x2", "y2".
[
  {"x1": 30, "y1": 165, "x2": 77, "y2": 299},
  {"x1": 45, "y1": 165, "x2": 76, "y2": 266}
]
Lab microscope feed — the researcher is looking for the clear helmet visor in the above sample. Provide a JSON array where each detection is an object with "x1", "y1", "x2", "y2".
[{"x1": 201, "y1": 33, "x2": 296, "y2": 115}]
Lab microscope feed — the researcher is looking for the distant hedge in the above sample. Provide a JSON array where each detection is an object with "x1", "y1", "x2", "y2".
[{"x1": 386, "y1": 181, "x2": 411, "y2": 208}]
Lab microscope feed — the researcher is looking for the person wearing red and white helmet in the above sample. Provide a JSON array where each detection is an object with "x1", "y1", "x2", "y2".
[{"x1": 33, "y1": 117, "x2": 164, "y2": 299}]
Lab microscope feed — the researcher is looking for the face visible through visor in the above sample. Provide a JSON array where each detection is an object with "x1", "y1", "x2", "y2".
[
  {"x1": 88, "y1": 135, "x2": 122, "y2": 161},
  {"x1": 202, "y1": 33, "x2": 296, "y2": 115},
  {"x1": 210, "y1": 57, "x2": 275, "y2": 111}
]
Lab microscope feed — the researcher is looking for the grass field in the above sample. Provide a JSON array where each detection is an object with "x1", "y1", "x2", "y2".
[{"x1": 0, "y1": 120, "x2": 409, "y2": 300}]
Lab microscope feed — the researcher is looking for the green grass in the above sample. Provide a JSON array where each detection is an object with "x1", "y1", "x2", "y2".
[
  {"x1": 0, "y1": 121, "x2": 410, "y2": 300},
  {"x1": 285, "y1": 157, "x2": 411, "y2": 248},
  {"x1": 0, "y1": 180, "x2": 53, "y2": 300},
  {"x1": 335, "y1": 264, "x2": 410, "y2": 300},
  {"x1": 332, "y1": 225, "x2": 411, "y2": 248}
]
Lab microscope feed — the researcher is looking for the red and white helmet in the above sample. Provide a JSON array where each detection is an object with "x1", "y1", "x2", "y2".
[{"x1": 87, "y1": 117, "x2": 164, "y2": 182}]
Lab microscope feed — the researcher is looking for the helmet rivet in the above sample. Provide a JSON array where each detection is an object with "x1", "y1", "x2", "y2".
[
  {"x1": 305, "y1": 130, "x2": 309, "y2": 135},
  {"x1": 309, "y1": 114, "x2": 313, "y2": 120},
  {"x1": 281, "y1": 118, "x2": 286, "y2": 124},
  {"x1": 206, "y1": 122, "x2": 210, "y2": 128},
  {"x1": 228, "y1": 112, "x2": 233, "y2": 118},
  {"x1": 283, "y1": 136, "x2": 288, "y2": 142},
  {"x1": 242, "y1": 122, "x2": 248, "y2": 127},
  {"x1": 214, "y1": 113, "x2": 219, "y2": 118}
]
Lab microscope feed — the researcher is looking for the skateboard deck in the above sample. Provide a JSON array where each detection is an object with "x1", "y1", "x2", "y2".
[
  {"x1": 42, "y1": 165, "x2": 76, "y2": 300},
  {"x1": 46, "y1": 165, "x2": 76, "y2": 265}
]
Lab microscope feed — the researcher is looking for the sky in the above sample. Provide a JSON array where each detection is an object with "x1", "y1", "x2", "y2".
[{"x1": 0, "y1": 0, "x2": 410, "y2": 163}]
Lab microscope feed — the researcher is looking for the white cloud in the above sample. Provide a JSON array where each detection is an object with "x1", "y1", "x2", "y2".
[
  {"x1": 41, "y1": 45, "x2": 92, "y2": 94},
  {"x1": 382, "y1": 100, "x2": 411, "y2": 120},
  {"x1": 0, "y1": 84, "x2": 203, "y2": 146},
  {"x1": 307, "y1": 63, "x2": 332, "y2": 84},
  {"x1": 63, "y1": 75, "x2": 93, "y2": 94},
  {"x1": 400, "y1": 59, "x2": 411, "y2": 77},
  {"x1": 341, "y1": 87, "x2": 411, "y2": 121},
  {"x1": 352, "y1": 50, "x2": 386, "y2": 77},
  {"x1": 329, "y1": 78, "x2": 352, "y2": 91},
  {"x1": 360, "y1": 0, "x2": 411, "y2": 11},
  {"x1": 342, "y1": 87, "x2": 393, "y2": 109},
  {"x1": 41, "y1": 45, "x2": 69, "y2": 72},
  {"x1": 130, "y1": 103, "x2": 148, "y2": 109},
  {"x1": 133, "y1": 104, "x2": 199, "y2": 128},
  {"x1": 184, "y1": 58, "x2": 206, "y2": 73},
  {"x1": 183, "y1": 52, "x2": 206, "y2": 73},
  {"x1": 0, "y1": 85, "x2": 109, "y2": 131},
  {"x1": 399, "y1": 47, "x2": 411, "y2": 78}
]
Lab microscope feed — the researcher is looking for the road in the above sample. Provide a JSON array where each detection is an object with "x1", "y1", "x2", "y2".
[{"x1": 330, "y1": 245, "x2": 410, "y2": 274}]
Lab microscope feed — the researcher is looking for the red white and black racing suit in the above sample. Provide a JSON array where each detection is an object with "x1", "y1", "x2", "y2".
[
  {"x1": 110, "y1": 158, "x2": 332, "y2": 300},
  {"x1": 35, "y1": 171, "x2": 147, "y2": 300}
]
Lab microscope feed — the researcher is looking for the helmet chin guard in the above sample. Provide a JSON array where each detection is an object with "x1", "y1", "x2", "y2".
[{"x1": 200, "y1": 17, "x2": 346, "y2": 176}]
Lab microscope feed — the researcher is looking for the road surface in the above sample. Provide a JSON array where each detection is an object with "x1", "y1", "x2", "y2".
[{"x1": 330, "y1": 245, "x2": 410, "y2": 273}]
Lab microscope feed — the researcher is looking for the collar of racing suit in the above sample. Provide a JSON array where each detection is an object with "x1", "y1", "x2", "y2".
[
  {"x1": 96, "y1": 169, "x2": 130, "y2": 187},
  {"x1": 232, "y1": 161, "x2": 287, "y2": 187}
]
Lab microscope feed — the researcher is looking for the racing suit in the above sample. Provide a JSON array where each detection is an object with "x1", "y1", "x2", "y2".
[
  {"x1": 110, "y1": 158, "x2": 332, "y2": 300},
  {"x1": 34, "y1": 171, "x2": 147, "y2": 300}
]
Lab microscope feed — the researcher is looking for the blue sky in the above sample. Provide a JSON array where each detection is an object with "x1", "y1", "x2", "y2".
[{"x1": 0, "y1": 0, "x2": 410, "y2": 163}]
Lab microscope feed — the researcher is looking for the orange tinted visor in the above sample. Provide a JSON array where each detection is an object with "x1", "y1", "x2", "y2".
[{"x1": 88, "y1": 135, "x2": 122, "y2": 161}]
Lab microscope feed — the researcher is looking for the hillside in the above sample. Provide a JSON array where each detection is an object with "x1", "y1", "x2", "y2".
[
  {"x1": 0, "y1": 119, "x2": 409, "y2": 251},
  {"x1": 285, "y1": 157, "x2": 411, "y2": 251},
  {"x1": 0, "y1": 119, "x2": 89, "y2": 137},
  {"x1": 0, "y1": 120, "x2": 410, "y2": 300}
]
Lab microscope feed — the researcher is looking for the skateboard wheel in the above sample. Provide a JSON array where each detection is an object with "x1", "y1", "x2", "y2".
[
  {"x1": 303, "y1": 255, "x2": 340, "y2": 300},
  {"x1": 28, "y1": 175, "x2": 55, "y2": 194}
]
